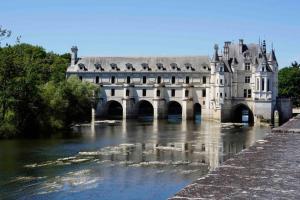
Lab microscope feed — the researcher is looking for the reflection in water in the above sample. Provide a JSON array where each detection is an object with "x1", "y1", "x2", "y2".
[{"x1": 0, "y1": 120, "x2": 270, "y2": 200}]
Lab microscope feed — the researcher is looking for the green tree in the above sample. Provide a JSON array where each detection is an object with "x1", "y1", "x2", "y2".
[
  {"x1": 39, "y1": 76, "x2": 98, "y2": 131},
  {"x1": 278, "y1": 62, "x2": 300, "y2": 107},
  {"x1": 0, "y1": 43, "x2": 96, "y2": 138}
]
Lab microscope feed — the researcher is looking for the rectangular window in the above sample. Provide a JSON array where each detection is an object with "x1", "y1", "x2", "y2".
[
  {"x1": 245, "y1": 76, "x2": 250, "y2": 83},
  {"x1": 267, "y1": 79, "x2": 270, "y2": 91},
  {"x1": 202, "y1": 89, "x2": 206, "y2": 97},
  {"x1": 262, "y1": 78, "x2": 265, "y2": 91},
  {"x1": 126, "y1": 89, "x2": 130, "y2": 96},
  {"x1": 225, "y1": 93, "x2": 227, "y2": 97},
  {"x1": 248, "y1": 89, "x2": 251, "y2": 98},
  {"x1": 185, "y1": 90, "x2": 189, "y2": 97},
  {"x1": 142, "y1": 89, "x2": 146, "y2": 96},
  {"x1": 111, "y1": 89, "x2": 115, "y2": 96},
  {"x1": 111, "y1": 76, "x2": 115, "y2": 84},
  {"x1": 203, "y1": 76, "x2": 206, "y2": 84},
  {"x1": 244, "y1": 89, "x2": 247, "y2": 98},
  {"x1": 203, "y1": 101, "x2": 205, "y2": 105},
  {"x1": 127, "y1": 76, "x2": 130, "y2": 84},
  {"x1": 257, "y1": 78, "x2": 259, "y2": 90},
  {"x1": 156, "y1": 89, "x2": 160, "y2": 97},
  {"x1": 96, "y1": 76, "x2": 99, "y2": 84},
  {"x1": 157, "y1": 76, "x2": 161, "y2": 84},
  {"x1": 143, "y1": 76, "x2": 146, "y2": 84},
  {"x1": 220, "y1": 79, "x2": 223, "y2": 85},
  {"x1": 245, "y1": 63, "x2": 250, "y2": 71},
  {"x1": 171, "y1": 76, "x2": 175, "y2": 84},
  {"x1": 186, "y1": 76, "x2": 190, "y2": 84},
  {"x1": 171, "y1": 89, "x2": 175, "y2": 97},
  {"x1": 220, "y1": 92, "x2": 223, "y2": 98}
]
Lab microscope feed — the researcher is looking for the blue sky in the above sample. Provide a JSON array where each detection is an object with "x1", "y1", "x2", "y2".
[{"x1": 1, "y1": 0, "x2": 300, "y2": 67}]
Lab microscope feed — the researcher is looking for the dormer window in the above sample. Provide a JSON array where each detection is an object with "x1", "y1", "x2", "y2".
[
  {"x1": 156, "y1": 63, "x2": 163, "y2": 70},
  {"x1": 170, "y1": 63, "x2": 177, "y2": 70},
  {"x1": 126, "y1": 63, "x2": 133, "y2": 70},
  {"x1": 110, "y1": 63, "x2": 117, "y2": 70},
  {"x1": 78, "y1": 63, "x2": 84, "y2": 70},
  {"x1": 141, "y1": 63, "x2": 148, "y2": 70},
  {"x1": 95, "y1": 63, "x2": 101, "y2": 70},
  {"x1": 78, "y1": 63, "x2": 87, "y2": 71},
  {"x1": 184, "y1": 63, "x2": 192, "y2": 70}
]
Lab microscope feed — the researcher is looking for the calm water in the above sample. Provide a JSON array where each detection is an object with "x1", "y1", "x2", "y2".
[{"x1": 0, "y1": 119, "x2": 270, "y2": 200}]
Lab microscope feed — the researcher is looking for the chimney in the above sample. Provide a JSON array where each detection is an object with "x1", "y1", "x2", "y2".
[
  {"x1": 239, "y1": 39, "x2": 243, "y2": 54},
  {"x1": 71, "y1": 46, "x2": 78, "y2": 66},
  {"x1": 223, "y1": 41, "x2": 231, "y2": 60},
  {"x1": 262, "y1": 40, "x2": 266, "y2": 55}
]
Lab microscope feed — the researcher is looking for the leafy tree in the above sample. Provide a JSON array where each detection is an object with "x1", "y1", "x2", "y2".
[
  {"x1": 278, "y1": 62, "x2": 300, "y2": 107},
  {"x1": 39, "y1": 76, "x2": 97, "y2": 131},
  {"x1": 0, "y1": 43, "x2": 97, "y2": 138}
]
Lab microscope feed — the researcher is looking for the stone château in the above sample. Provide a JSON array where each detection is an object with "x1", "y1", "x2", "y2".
[{"x1": 66, "y1": 39, "x2": 283, "y2": 123}]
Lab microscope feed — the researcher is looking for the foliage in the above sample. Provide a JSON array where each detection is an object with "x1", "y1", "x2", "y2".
[
  {"x1": 0, "y1": 44, "x2": 97, "y2": 138},
  {"x1": 40, "y1": 76, "x2": 97, "y2": 130},
  {"x1": 278, "y1": 62, "x2": 300, "y2": 107},
  {"x1": 0, "y1": 26, "x2": 12, "y2": 46}
]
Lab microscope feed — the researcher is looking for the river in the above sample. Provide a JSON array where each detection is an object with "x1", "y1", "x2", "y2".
[{"x1": 0, "y1": 119, "x2": 270, "y2": 200}]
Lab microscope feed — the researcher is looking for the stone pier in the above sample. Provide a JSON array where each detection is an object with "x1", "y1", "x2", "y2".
[{"x1": 169, "y1": 115, "x2": 300, "y2": 199}]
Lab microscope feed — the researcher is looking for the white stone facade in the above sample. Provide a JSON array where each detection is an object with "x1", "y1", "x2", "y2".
[{"x1": 66, "y1": 39, "x2": 279, "y2": 123}]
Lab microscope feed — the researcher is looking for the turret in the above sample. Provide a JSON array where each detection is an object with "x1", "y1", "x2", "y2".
[
  {"x1": 212, "y1": 44, "x2": 219, "y2": 63},
  {"x1": 71, "y1": 46, "x2": 78, "y2": 66}
]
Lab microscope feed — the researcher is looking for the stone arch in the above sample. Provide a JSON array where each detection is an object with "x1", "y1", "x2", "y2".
[
  {"x1": 136, "y1": 100, "x2": 154, "y2": 117},
  {"x1": 231, "y1": 103, "x2": 254, "y2": 124},
  {"x1": 105, "y1": 100, "x2": 123, "y2": 119},
  {"x1": 167, "y1": 101, "x2": 182, "y2": 118}
]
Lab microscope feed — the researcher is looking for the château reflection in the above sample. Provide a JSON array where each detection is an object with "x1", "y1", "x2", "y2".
[{"x1": 73, "y1": 119, "x2": 269, "y2": 171}]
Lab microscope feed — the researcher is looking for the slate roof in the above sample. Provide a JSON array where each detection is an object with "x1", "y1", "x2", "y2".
[
  {"x1": 221, "y1": 42, "x2": 275, "y2": 72},
  {"x1": 67, "y1": 56, "x2": 211, "y2": 72}
]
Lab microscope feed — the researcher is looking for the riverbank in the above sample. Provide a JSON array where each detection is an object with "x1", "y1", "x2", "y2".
[{"x1": 169, "y1": 115, "x2": 300, "y2": 199}]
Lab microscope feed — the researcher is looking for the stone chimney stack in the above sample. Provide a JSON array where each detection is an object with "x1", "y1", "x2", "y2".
[
  {"x1": 262, "y1": 40, "x2": 266, "y2": 55},
  {"x1": 239, "y1": 39, "x2": 243, "y2": 54},
  {"x1": 223, "y1": 41, "x2": 231, "y2": 60},
  {"x1": 71, "y1": 46, "x2": 78, "y2": 66}
]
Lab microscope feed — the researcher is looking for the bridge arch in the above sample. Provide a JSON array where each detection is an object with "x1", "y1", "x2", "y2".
[
  {"x1": 136, "y1": 100, "x2": 154, "y2": 117},
  {"x1": 167, "y1": 101, "x2": 182, "y2": 119},
  {"x1": 105, "y1": 100, "x2": 123, "y2": 119},
  {"x1": 231, "y1": 103, "x2": 254, "y2": 124}
]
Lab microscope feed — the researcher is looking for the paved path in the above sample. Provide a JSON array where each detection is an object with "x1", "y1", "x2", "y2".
[{"x1": 169, "y1": 116, "x2": 300, "y2": 200}]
